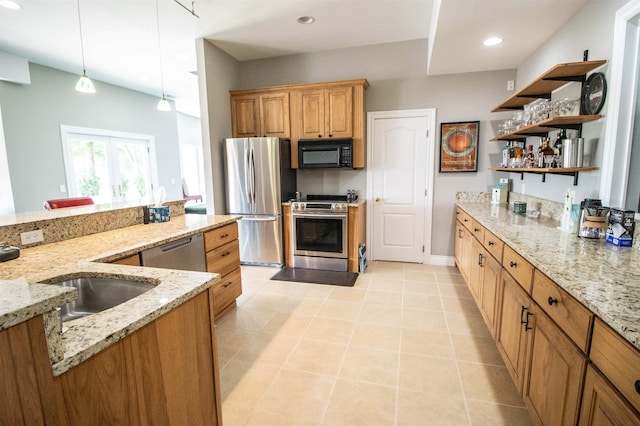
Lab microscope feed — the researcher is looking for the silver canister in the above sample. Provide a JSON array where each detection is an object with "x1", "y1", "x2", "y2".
[{"x1": 561, "y1": 138, "x2": 584, "y2": 168}]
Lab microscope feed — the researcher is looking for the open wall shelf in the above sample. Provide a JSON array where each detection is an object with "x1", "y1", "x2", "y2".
[
  {"x1": 489, "y1": 167, "x2": 598, "y2": 185},
  {"x1": 491, "y1": 115, "x2": 603, "y2": 141}
]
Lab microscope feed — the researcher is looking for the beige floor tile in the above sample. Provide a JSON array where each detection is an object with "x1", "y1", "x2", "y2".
[
  {"x1": 261, "y1": 312, "x2": 313, "y2": 337},
  {"x1": 436, "y1": 272, "x2": 466, "y2": 285},
  {"x1": 216, "y1": 325, "x2": 256, "y2": 359},
  {"x1": 368, "y1": 277, "x2": 405, "y2": 292},
  {"x1": 357, "y1": 304, "x2": 403, "y2": 327},
  {"x1": 466, "y1": 399, "x2": 533, "y2": 426},
  {"x1": 241, "y1": 292, "x2": 289, "y2": 311},
  {"x1": 457, "y1": 361, "x2": 525, "y2": 407},
  {"x1": 221, "y1": 401, "x2": 253, "y2": 426},
  {"x1": 220, "y1": 307, "x2": 276, "y2": 331},
  {"x1": 256, "y1": 369, "x2": 335, "y2": 424},
  {"x1": 372, "y1": 260, "x2": 405, "y2": 270},
  {"x1": 396, "y1": 388, "x2": 470, "y2": 425},
  {"x1": 403, "y1": 280, "x2": 440, "y2": 295},
  {"x1": 402, "y1": 293, "x2": 443, "y2": 311},
  {"x1": 349, "y1": 322, "x2": 402, "y2": 352},
  {"x1": 401, "y1": 308, "x2": 448, "y2": 332},
  {"x1": 304, "y1": 317, "x2": 355, "y2": 344},
  {"x1": 450, "y1": 334, "x2": 504, "y2": 366},
  {"x1": 316, "y1": 299, "x2": 362, "y2": 321},
  {"x1": 322, "y1": 379, "x2": 396, "y2": 426},
  {"x1": 292, "y1": 283, "x2": 333, "y2": 299},
  {"x1": 262, "y1": 279, "x2": 301, "y2": 296},
  {"x1": 232, "y1": 332, "x2": 299, "y2": 366},
  {"x1": 285, "y1": 338, "x2": 347, "y2": 375},
  {"x1": 278, "y1": 296, "x2": 325, "y2": 316},
  {"x1": 364, "y1": 289, "x2": 404, "y2": 307},
  {"x1": 339, "y1": 345, "x2": 399, "y2": 386},
  {"x1": 398, "y1": 353, "x2": 463, "y2": 397},
  {"x1": 328, "y1": 286, "x2": 367, "y2": 302},
  {"x1": 439, "y1": 283, "x2": 474, "y2": 299},
  {"x1": 403, "y1": 263, "x2": 444, "y2": 272},
  {"x1": 403, "y1": 270, "x2": 438, "y2": 282},
  {"x1": 442, "y1": 296, "x2": 482, "y2": 315},
  {"x1": 245, "y1": 409, "x2": 320, "y2": 426},
  {"x1": 401, "y1": 328, "x2": 454, "y2": 359},
  {"x1": 445, "y1": 311, "x2": 492, "y2": 338},
  {"x1": 221, "y1": 359, "x2": 280, "y2": 406}
]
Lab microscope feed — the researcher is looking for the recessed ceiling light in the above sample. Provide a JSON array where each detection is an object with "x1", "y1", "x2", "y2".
[
  {"x1": 297, "y1": 16, "x2": 315, "y2": 24},
  {"x1": 0, "y1": 0, "x2": 21, "y2": 9},
  {"x1": 483, "y1": 37, "x2": 503, "y2": 46}
]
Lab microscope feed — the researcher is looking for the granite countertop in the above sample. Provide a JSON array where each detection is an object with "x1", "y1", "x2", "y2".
[
  {"x1": 457, "y1": 202, "x2": 640, "y2": 351},
  {"x1": 0, "y1": 214, "x2": 239, "y2": 375}
]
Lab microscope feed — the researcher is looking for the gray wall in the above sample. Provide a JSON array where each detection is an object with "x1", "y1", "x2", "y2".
[
  {"x1": 0, "y1": 63, "x2": 183, "y2": 213},
  {"x1": 505, "y1": 0, "x2": 628, "y2": 204}
]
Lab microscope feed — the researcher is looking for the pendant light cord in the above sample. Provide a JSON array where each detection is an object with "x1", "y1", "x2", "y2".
[
  {"x1": 155, "y1": 0, "x2": 166, "y2": 96},
  {"x1": 77, "y1": 0, "x2": 87, "y2": 74}
]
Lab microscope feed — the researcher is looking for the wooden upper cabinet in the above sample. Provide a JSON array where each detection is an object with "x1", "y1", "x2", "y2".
[
  {"x1": 231, "y1": 91, "x2": 290, "y2": 138},
  {"x1": 295, "y1": 85, "x2": 353, "y2": 139},
  {"x1": 297, "y1": 89, "x2": 325, "y2": 139}
]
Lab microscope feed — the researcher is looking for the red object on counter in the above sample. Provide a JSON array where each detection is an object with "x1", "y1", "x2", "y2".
[{"x1": 44, "y1": 197, "x2": 94, "y2": 210}]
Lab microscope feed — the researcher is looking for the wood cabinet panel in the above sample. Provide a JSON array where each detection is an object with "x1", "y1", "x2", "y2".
[
  {"x1": 212, "y1": 268, "x2": 242, "y2": 316},
  {"x1": 325, "y1": 86, "x2": 353, "y2": 138},
  {"x1": 468, "y1": 237, "x2": 484, "y2": 303},
  {"x1": 503, "y1": 244, "x2": 533, "y2": 294},
  {"x1": 283, "y1": 204, "x2": 293, "y2": 268},
  {"x1": 230, "y1": 92, "x2": 290, "y2": 138},
  {"x1": 579, "y1": 364, "x2": 640, "y2": 426},
  {"x1": 205, "y1": 223, "x2": 238, "y2": 252},
  {"x1": 470, "y1": 219, "x2": 486, "y2": 243},
  {"x1": 497, "y1": 271, "x2": 531, "y2": 393},
  {"x1": 348, "y1": 203, "x2": 366, "y2": 273},
  {"x1": 231, "y1": 95, "x2": 260, "y2": 138},
  {"x1": 480, "y1": 251, "x2": 502, "y2": 339},
  {"x1": 483, "y1": 229, "x2": 504, "y2": 263},
  {"x1": 532, "y1": 269, "x2": 593, "y2": 352},
  {"x1": 590, "y1": 318, "x2": 640, "y2": 413},
  {"x1": 206, "y1": 239, "x2": 240, "y2": 277},
  {"x1": 297, "y1": 89, "x2": 325, "y2": 139},
  {"x1": 523, "y1": 303, "x2": 587, "y2": 426},
  {"x1": 111, "y1": 253, "x2": 141, "y2": 266}
]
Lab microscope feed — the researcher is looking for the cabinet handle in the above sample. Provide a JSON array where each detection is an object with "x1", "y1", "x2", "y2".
[
  {"x1": 520, "y1": 306, "x2": 527, "y2": 325},
  {"x1": 510, "y1": 261, "x2": 517, "y2": 268},
  {"x1": 635, "y1": 380, "x2": 640, "y2": 395},
  {"x1": 473, "y1": 227, "x2": 479, "y2": 232},
  {"x1": 318, "y1": 134, "x2": 322, "y2": 138},
  {"x1": 488, "y1": 241, "x2": 494, "y2": 246},
  {"x1": 524, "y1": 311, "x2": 533, "y2": 331},
  {"x1": 548, "y1": 296, "x2": 558, "y2": 306},
  {"x1": 478, "y1": 253, "x2": 484, "y2": 266},
  {"x1": 463, "y1": 218, "x2": 469, "y2": 222},
  {"x1": 221, "y1": 233, "x2": 230, "y2": 238},
  {"x1": 221, "y1": 251, "x2": 231, "y2": 257},
  {"x1": 457, "y1": 229, "x2": 463, "y2": 238},
  {"x1": 222, "y1": 281, "x2": 233, "y2": 288}
]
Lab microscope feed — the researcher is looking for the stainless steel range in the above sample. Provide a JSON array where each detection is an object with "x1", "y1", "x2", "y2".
[{"x1": 291, "y1": 195, "x2": 349, "y2": 271}]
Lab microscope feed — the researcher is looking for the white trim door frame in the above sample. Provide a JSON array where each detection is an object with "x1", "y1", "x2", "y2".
[{"x1": 366, "y1": 108, "x2": 436, "y2": 264}]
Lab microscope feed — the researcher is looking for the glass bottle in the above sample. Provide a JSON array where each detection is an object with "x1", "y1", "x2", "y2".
[
  {"x1": 525, "y1": 145, "x2": 536, "y2": 168},
  {"x1": 502, "y1": 142, "x2": 511, "y2": 167},
  {"x1": 541, "y1": 138, "x2": 555, "y2": 167}
]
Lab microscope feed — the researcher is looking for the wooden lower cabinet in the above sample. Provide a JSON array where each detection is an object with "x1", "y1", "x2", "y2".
[
  {"x1": 348, "y1": 203, "x2": 366, "y2": 273},
  {"x1": 523, "y1": 303, "x2": 587, "y2": 425},
  {"x1": 205, "y1": 222, "x2": 242, "y2": 319},
  {"x1": 479, "y1": 250, "x2": 502, "y2": 338},
  {"x1": 454, "y1": 219, "x2": 472, "y2": 283},
  {"x1": 0, "y1": 289, "x2": 222, "y2": 425},
  {"x1": 497, "y1": 271, "x2": 532, "y2": 393},
  {"x1": 579, "y1": 364, "x2": 640, "y2": 426}
]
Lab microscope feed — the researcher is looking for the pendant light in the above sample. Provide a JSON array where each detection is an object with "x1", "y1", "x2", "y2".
[
  {"x1": 155, "y1": 0, "x2": 171, "y2": 111},
  {"x1": 75, "y1": 0, "x2": 95, "y2": 93}
]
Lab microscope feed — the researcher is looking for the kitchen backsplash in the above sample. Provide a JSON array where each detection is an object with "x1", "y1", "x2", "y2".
[{"x1": 0, "y1": 200, "x2": 185, "y2": 249}]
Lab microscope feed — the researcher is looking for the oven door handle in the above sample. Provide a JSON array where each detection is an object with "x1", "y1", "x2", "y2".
[{"x1": 292, "y1": 212, "x2": 347, "y2": 218}]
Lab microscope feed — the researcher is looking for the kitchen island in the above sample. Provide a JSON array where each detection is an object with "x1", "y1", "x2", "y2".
[{"x1": 0, "y1": 212, "x2": 239, "y2": 424}]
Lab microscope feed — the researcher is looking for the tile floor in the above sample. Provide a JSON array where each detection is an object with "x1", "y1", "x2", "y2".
[{"x1": 216, "y1": 261, "x2": 533, "y2": 425}]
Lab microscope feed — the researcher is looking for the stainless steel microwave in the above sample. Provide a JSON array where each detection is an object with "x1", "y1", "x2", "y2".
[{"x1": 298, "y1": 138, "x2": 353, "y2": 169}]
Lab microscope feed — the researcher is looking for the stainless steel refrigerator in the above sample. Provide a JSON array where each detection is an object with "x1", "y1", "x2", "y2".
[{"x1": 224, "y1": 137, "x2": 296, "y2": 266}]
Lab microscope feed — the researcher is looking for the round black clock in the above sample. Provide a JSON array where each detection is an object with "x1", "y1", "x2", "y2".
[{"x1": 581, "y1": 72, "x2": 607, "y2": 115}]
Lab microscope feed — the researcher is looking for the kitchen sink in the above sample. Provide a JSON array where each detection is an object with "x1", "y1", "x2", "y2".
[{"x1": 50, "y1": 276, "x2": 157, "y2": 322}]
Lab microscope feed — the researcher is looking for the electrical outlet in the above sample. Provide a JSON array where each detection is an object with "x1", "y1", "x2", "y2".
[
  {"x1": 507, "y1": 80, "x2": 515, "y2": 91},
  {"x1": 21, "y1": 229, "x2": 44, "y2": 245}
]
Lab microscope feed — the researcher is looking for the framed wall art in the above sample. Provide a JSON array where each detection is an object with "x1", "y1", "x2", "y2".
[{"x1": 439, "y1": 121, "x2": 479, "y2": 172}]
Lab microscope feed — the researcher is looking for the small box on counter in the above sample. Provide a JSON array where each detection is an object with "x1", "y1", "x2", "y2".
[
  {"x1": 147, "y1": 206, "x2": 170, "y2": 223},
  {"x1": 605, "y1": 209, "x2": 635, "y2": 247}
]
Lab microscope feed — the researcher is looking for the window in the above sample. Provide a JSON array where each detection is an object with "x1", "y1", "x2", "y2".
[
  {"x1": 179, "y1": 142, "x2": 205, "y2": 201},
  {"x1": 60, "y1": 125, "x2": 159, "y2": 204}
]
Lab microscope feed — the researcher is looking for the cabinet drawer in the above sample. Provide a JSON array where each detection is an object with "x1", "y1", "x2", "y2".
[
  {"x1": 532, "y1": 270, "x2": 593, "y2": 352},
  {"x1": 206, "y1": 239, "x2": 240, "y2": 277},
  {"x1": 470, "y1": 219, "x2": 485, "y2": 242},
  {"x1": 483, "y1": 229, "x2": 504, "y2": 263},
  {"x1": 204, "y1": 223, "x2": 238, "y2": 251},
  {"x1": 459, "y1": 210, "x2": 473, "y2": 231},
  {"x1": 213, "y1": 268, "x2": 242, "y2": 315},
  {"x1": 590, "y1": 318, "x2": 640, "y2": 413},
  {"x1": 503, "y1": 245, "x2": 533, "y2": 294}
]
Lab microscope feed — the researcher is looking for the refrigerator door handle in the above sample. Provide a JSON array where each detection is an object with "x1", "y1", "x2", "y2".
[
  {"x1": 244, "y1": 147, "x2": 252, "y2": 206},
  {"x1": 249, "y1": 147, "x2": 256, "y2": 205},
  {"x1": 241, "y1": 216, "x2": 277, "y2": 222}
]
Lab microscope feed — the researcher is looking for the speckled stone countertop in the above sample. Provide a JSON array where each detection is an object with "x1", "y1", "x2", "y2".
[
  {"x1": 456, "y1": 202, "x2": 640, "y2": 351},
  {"x1": 0, "y1": 214, "x2": 239, "y2": 375}
]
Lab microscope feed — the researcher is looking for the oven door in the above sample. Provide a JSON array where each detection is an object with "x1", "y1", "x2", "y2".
[{"x1": 292, "y1": 212, "x2": 348, "y2": 259}]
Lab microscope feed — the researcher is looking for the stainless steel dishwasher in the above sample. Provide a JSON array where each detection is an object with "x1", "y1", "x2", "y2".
[{"x1": 140, "y1": 232, "x2": 206, "y2": 272}]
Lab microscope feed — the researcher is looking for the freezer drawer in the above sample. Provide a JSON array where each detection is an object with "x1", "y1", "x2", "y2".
[{"x1": 237, "y1": 215, "x2": 284, "y2": 266}]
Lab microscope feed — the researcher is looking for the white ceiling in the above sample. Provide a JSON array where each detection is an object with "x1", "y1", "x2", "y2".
[{"x1": 0, "y1": 0, "x2": 588, "y2": 116}]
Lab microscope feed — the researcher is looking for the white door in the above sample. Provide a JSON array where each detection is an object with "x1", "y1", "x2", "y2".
[{"x1": 368, "y1": 110, "x2": 435, "y2": 263}]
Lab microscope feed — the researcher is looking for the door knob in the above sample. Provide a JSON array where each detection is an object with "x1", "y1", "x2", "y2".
[{"x1": 375, "y1": 197, "x2": 381, "y2": 202}]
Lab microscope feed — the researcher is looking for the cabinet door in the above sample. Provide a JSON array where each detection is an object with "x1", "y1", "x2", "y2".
[
  {"x1": 497, "y1": 271, "x2": 531, "y2": 393},
  {"x1": 260, "y1": 92, "x2": 290, "y2": 137},
  {"x1": 298, "y1": 89, "x2": 325, "y2": 139},
  {"x1": 454, "y1": 221, "x2": 471, "y2": 283},
  {"x1": 579, "y1": 365, "x2": 640, "y2": 426},
  {"x1": 231, "y1": 95, "x2": 260, "y2": 137},
  {"x1": 468, "y1": 237, "x2": 484, "y2": 303},
  {"x1": 480, "y1": 252, "x2": 502, "y2": 338},
  {"x1": 325, "y1": 86, "x2": 353, "y2": 138},
  {"x1": 523, "y1": 303, "x2": 587, "y2": 426}
]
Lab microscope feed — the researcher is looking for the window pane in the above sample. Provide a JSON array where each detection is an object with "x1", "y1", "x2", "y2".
[
  {"x1": 69, "y1": 138, "x2": 111, "y2": 203},
  {"x1": 115, "y1": 141, "x2": 151, "y2": 201}
]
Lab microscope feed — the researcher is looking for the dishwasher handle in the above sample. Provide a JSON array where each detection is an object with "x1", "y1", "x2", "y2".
[{"x1": 159, "y1": 235, "x2": 196, "y2": 252}]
